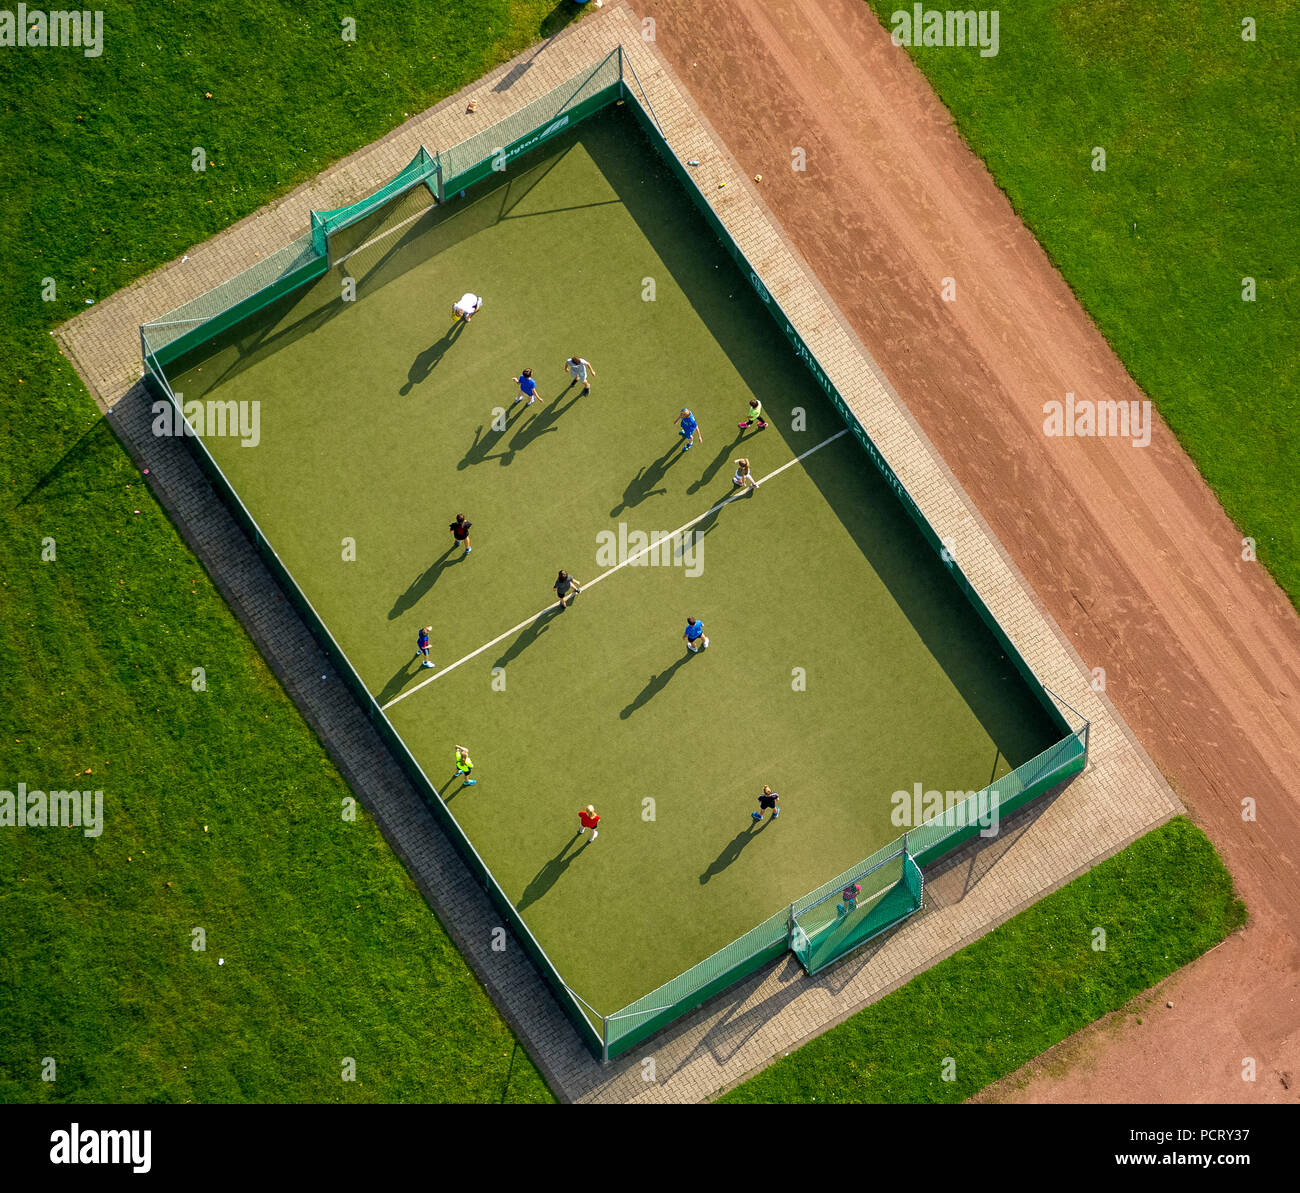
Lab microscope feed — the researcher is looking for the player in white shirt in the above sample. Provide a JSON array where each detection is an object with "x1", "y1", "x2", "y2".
[
  {"x1": 563, "y1": 355, "x2": 596, "y2": 396},
  {"x1": 452, "y1": 292, "x2": 483, "y2": 323},
  {"x1": 732, "y1": 457, "x2": 759, "y2": 493}
]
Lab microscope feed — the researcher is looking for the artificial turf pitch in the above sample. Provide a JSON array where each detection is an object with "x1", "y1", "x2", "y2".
[{"x1": 170, "y1": 107, "x2": 1060, "y2": 1018}]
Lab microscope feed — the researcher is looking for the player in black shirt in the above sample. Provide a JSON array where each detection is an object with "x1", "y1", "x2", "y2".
[{"x1": 450, "y1": 513, "x2": 472, "y2": 556}]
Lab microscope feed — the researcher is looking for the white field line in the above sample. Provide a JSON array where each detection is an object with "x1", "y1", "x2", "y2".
[{"x1": 380, "y1": 428, "x2": 848, "y2": 712}]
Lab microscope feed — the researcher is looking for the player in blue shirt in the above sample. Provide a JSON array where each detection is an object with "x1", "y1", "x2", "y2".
[
  {"x1": 675, "y1": 407, "x2": 702, "y2": 450},
  {"x1": 513, "y1": 368, "x2": 543, "y2": 406},
  {"x1": 683, "y1": 616, "x2": 710, "y2": 653},
  {"x1": 416, "y1": 625, "x2": 434, "y2": 670}
]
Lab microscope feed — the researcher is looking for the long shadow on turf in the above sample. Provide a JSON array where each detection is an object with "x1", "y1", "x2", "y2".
[
  {"x1": 377, "y1": 658, "x2": 432, "y2": 706},
  {"x1": 459, "y1": 423, "x2": 516, "y2": 470},
  {"x1": 400, "y1": 322, "x2": 466, "y2": 395},
  {"x1": 611, "y1": 443, "x2": 688, "y2": 517},
  {"x1": 799, "y1": 443, "x2": 1059, "y2": 767},
  {"x1": 620, "y1": 652, "x2": 694, "y2": 718},
  {"x1": 389, "y1": 545, "x2": 460, "y2": 620},
  {"x1": 494, "y1": 608, "x2": 561, "y2": 668},
  {"x1": 687, "y1": 431, "x2": 745, "y2": 495},
  {"x1": 700, "y1": 822, "x2": 769, "y2": 884},
  {"x1": 518, "y1": 833, "x2": 589, "y2": 911},
  {"x1": 506, "y1": 387, "x2": 584, "y2": 453}
]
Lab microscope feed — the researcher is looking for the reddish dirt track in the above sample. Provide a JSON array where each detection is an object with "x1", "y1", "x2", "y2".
[{"x1": 634, "y1": 0, "x2": 1300, "y2": 1101}]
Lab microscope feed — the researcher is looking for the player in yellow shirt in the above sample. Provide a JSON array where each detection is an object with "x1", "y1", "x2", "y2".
[{"x1": 738, "y1": 398, "x2": 768, "y2": 431}]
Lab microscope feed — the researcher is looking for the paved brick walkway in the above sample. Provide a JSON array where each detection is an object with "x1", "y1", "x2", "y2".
[{"x1": 57, "y1": 1, "x2": 1181, "y2": 1103}]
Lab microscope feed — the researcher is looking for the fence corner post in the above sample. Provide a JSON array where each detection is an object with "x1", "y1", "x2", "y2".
[{"x1": 602, "y1": 1016, "x2": 610, "y2": 1064}]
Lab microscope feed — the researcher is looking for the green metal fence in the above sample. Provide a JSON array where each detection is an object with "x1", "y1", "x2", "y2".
[
  {"x1": 310, "y1": 147, "x2": 439, "y2": 261},
  {"x1": 437, "y1": 48, "x2": 623, "y2": 196},
  {"x1": 139, "y1": 47, "x2": 1091, "y2": 1065}
]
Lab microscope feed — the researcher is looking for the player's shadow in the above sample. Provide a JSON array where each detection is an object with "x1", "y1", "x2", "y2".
[
  {"x1": 610, "y1": 444, "x2": 685, "y2": 517},
  {"x1": 686, "y1": 432, "x2": 743, "y2": 494},
  {"x1": 699, "y1": 827, "x2": 763, "y2": 884},
  {"x1": 506, "y1": 387, "x2": 581, "y2": 453},
  {"x1": 690, "y1": 493, "x2": 736, "y2": 540},
  {"x1": 442, "y1": 771, "x2": 477, "y2": 802},
  {"x1": 376, "y1": 658, "x2": 428, "y2": 706},
  {"x1": 517, "y1": 833, "x2": 588, "y2": 910},
  {"x1": 399, "y1": 322, "x2": 464, "y2": 395},
  {"x1": 388, "y1": 546, "x2": 459, "y2": 620},
  {"x1": 494, "y1": 608, "x2": 559, "y2": 668},
  {"x1": 459, "y1": 423, "x2": 516, "y2": 470},
  {"x1": 620, "y1": 653, "x2": 692, "y2": 718}
]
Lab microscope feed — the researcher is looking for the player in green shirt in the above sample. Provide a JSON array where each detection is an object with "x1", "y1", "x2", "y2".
[{"x1": 738, "y1": 398, "x2": 768, "y2": 430}]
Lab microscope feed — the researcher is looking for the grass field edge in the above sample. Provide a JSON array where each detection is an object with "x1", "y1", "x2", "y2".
[
  {"x1": 94, "y1": 380, "x2": 579, "y2": 1100},
  {"x1": 715, "y1": 815, "x2": 1247, "y2": 1103}
]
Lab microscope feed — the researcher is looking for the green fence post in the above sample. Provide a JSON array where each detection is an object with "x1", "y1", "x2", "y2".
[{"x1": 602, "y1": 1016, "x2": 610, "y2": 1064}]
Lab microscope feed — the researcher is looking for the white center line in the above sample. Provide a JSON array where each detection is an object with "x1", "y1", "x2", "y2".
[{"x1": 380, "y1": 428, "x2": 848, "y2": 712}]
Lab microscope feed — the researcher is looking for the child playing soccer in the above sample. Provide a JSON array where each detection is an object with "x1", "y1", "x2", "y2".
[
  {"x1": 449, "y1": 513, "x2": 472, "y2": 555},
  {"x1": 553, "y1": 569, "x2": 582, "y2": 611},
  {"x1": 684, "y1": 616, "x2": 709, "y2": 653},
  {"x1": 751, "y1": 785, "x2": 779, "y2": 823},
  {"x1": 417, "y1": 625, "x2": 434, "y2": 669},
  {"x1": 563, "y1": 355, "x2": 596, "y2": 396},
  {"x1": 512, "y1": 368, "x2": 542, "y2": 406},
  {"x1": 578, "y1": 804, "x2": 601, "y2": 841},
  {"x1": 454, "y1": 745, "x2": 476, "y2": 786},
  {"x1": 732, "y1": 458, "x2": 759, "y2": 493},
  {"x1": 675, "y1": 407, "x2": 702, "y2": 451},
  {"x1": 452, "y1": 292, "x2": 482, "y2": 322},
  {"x1": 738, "y1": 398, "x2": 768, "y2": 430}
]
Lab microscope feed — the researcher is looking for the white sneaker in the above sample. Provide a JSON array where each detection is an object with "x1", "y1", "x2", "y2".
[
  {"x1": 527, "y1": 397, "x2": 537, "y2": 405},
  {"x1": 703, "y1": 637, "x2": 710, "y2": 648}
]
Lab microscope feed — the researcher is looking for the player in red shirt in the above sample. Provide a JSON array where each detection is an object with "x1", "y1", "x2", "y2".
[{"x1": 578, "y1": 804, "x2": 601, "y2": 842}]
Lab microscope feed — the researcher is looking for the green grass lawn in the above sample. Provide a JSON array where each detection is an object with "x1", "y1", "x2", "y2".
[
  {"x1": 170, "y1": 109, "x2": 1063, "y2": 1016},
  {"x1": 0, "y1": 0, "x2": 592, "y2": 1105},
  {"x1": 862, "y1": 0, "x2": 1299, "y2": 606},
  {"x1": 720, "y1": 816, "x2": 1246, "y2": 1103}
]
